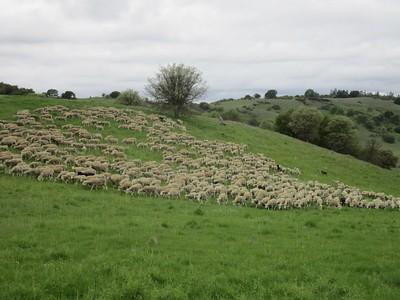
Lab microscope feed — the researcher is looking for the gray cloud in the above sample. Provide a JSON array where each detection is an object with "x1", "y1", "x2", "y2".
[{"x1": 1, "y1": 0, "x2": 400, "y2": 99}]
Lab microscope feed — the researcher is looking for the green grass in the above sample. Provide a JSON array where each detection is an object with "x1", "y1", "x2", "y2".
[
  {"x1": 1, "y1": 95, "x2": 400, "y2": 299},
  {"x1": 1, "y1": 174, "x2": 400, "y2": 299}
]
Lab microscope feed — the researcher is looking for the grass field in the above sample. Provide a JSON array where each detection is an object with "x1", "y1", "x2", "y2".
[{"x1": 1, "y1": 95, "x2": 400, "y2": 299}]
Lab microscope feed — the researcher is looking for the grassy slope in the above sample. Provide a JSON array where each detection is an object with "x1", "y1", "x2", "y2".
[
  {"x1": 210, "y1": 97, "x2": 400, "y2": 157},
  {"x1": 185, "y1": 116, "x2": 400, "y2": 196},
  {"x1": 1, "y1": 95, "x2": 400, "y2": 299}
]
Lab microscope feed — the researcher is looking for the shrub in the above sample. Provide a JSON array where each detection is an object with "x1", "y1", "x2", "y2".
[
  {"x1": 213, "y1": 106, "x2": 224, "y2": 113},
  {"x1": 329, "y1": 105, "x2": 344, "y2": 115},
  {"x1": 221, "y1": 109, "x2": 241, "y2": 121},
  {"x1": 244, "y1": 95, "x2": 252, "y2": 100},
  {"x1": 394, "y1": 127, "x2": 400, "y2": 134},
  {"x1": 271, "y1": 104, "x2": 281, "y2": 110},
  {"x1": 254, "y1": 93, "x2": 261, "y2": 99},
  {"x1": 109, "y1": 91, "x2": 120, "y2": 99},
  {"x1": 394, "y1": 98, "x2": 400, "y2": 105},
  {"x1": 118, "y1": 89, "x2": 142, "y2": 105},
  {"x1": 382, "y1": 134, "x2": 395, "y2": 144},
  {"x1": 199, "y1": 102, "x2": 211, "y2": 111},
  {"x1": 355, "y1": 114, "x2": 375, "y2": 130},
  {"x1": 247, "y1": 118, "x2": 260, "y2": 127},
  {"x1": 377, "y1": 150, "x2": 398, "y2": 169},
  {"x1": 359, "y1": 139, "x2": 398, "y2": 169},
  {"x1": 260, "y1": 120, "x2": 273, "y2": 130}
]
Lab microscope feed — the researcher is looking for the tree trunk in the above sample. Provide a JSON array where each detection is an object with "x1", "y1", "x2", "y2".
[{"x1": 174, "y1": 105, "x2": 182, "y2": 118}]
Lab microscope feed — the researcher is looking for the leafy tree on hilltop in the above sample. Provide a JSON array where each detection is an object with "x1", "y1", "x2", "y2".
[
  {"x1": 304, "y1": 89, "x2": 319, "y2": 98},
  {"x1": 109, "y1": 91, "x2": 121, "y2": 99},
  {"x1": 61, "y1": 91, "x2": 76, "y2": 99},
  {"x1": 46, "y1": 89, "x2": 58, "y2": 98},
  {"x1": 265, "y1": 89, "x2": 278, "y2": 99},
  {"x1": 145, "y1": 63, "x2": 207, "y2": 117}
]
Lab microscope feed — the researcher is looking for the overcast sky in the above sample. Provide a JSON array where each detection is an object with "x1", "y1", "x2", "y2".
[{"x1": 1, "y1": 0, "x2": 400, "y2": 99}]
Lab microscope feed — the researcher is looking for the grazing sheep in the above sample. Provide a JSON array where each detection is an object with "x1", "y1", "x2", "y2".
[
  {"x1": 0, "y1": 105, "x2": 397, "y2": 210},
  {"x1": 74, "y1": 167, "x2": 96, "y2": 176}
]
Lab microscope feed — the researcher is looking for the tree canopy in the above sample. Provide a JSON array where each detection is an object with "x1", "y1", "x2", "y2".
[{"x1": 145, "y1": 63, "x2": 207, "y2": 117}]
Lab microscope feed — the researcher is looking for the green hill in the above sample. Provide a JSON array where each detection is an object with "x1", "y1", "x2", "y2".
[
  {"x1": 208, "y1": 96, "x2": 400, "y2": 158},
  {"x1": 1, "y1": 94, "x2": 400, "y2": 299}
]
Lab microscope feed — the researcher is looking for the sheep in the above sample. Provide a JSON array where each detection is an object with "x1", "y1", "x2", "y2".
[
  {"x1": 105, "y1": 135, "x2": 118, "y2": 144},
  {"x1": 10, "y1": 163, "x2": 31, "y2": 176},
  {"x1": 217, "y1": 192, "x2": 228, "y2": 204},
  {"x1": 57, "y1": 171, "x2": 76, "y2": 183},
  {"x1": 82, "y1": 175, "x2": 108, "y2": 190},
  {"x1": 0, "y1": 136, "x2": 18, "y2": 146},
  {"x1": 122, "y1": 137, "x2": 137, "y2": 144},
  {"x1": 37, "y1": 167, "x2": 55, "y2": 181},
  {"x1": 74, "y1": 167, "x2": 96, "y2": 176},
  {"x1": 0, "y1": 104, "x2": 397, "y2": 211}
]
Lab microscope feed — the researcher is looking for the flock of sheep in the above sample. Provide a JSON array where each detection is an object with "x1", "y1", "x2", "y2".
[{"x1": 0, "y1": 105, "x2": 399, "y2": 210}]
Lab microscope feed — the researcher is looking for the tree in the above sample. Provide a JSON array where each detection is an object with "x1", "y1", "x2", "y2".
[
  {"x1": 382, "y1": 134, "x2": 395, "y2": 144},
  {"x1": 265, "y1": 89, "x2": 278, "y2": 99},
  {"x1": 46, "y1": 89, "x2": 58, "y2": 98},
  {"x1": 288, "y1": 107, "x2": 323, "y2": 143},
  {"x1": 61, "y1": 91, "x2": 76, "y2": 99},
  {"x1": 0, "y1": 82, "x2": 34, "y2": 95},
  {"x1": 335, "y1": 90, "x2": 349, "y2": 98},
  {"x1": 247, "y1": 118, "x2": 260, "y2": 127},
  {"x1": 221, "y1": 109, "x2": 240, "y2": 121},
  {"x1": 360, "y1": 140, "x2": 398, "y2": 169},
  {"x1": 320, "y1": 116, "x2": 358, "y2": 154},
  {"x1": 109, "y1": 91, "x2": 120, "y2": 99},
  {"x1": 118, "y1": 89, "x2": 142, "y2": 105},
  {"x1": 304, "y1": 89, "x2": 319, "y2": 98},
  {"x1": 275, "y1": 109, "x2": 294, "y2": 136},
  {"x1": 377, "y1": 150, "x2": 398, "y2": 169},
  {"x1": 244, "y1": 94, "x2": 252, "y2": 100},
  {"x1": 254, "y1": 93, "x2": 261, "y2": 99},
  {"x1": 145, "y1": 63, "x2": 207, "y2": 117},
  {"x1": 349, "y1": 90, "x2": 361, "y2": 98},
  {"x1": 394, "y1": 98, "x2": 400, "y2": 105}
]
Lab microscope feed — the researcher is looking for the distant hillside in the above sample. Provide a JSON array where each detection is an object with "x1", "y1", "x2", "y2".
[{"x1": 205, "y1": 96, "x2": 400, "y2": 160}]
